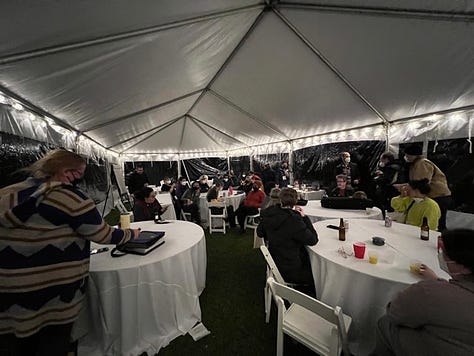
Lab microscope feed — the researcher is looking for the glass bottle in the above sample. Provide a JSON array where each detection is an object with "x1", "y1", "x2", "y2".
[
  {"x1": 420, "y1": 217, "x2": 429, "y2": 241},
  {"x1": 154, "y1": 211, "x2": 161, "y2": 224},
  {"x1": 338, "y1": 218, "x2": 346, "y2": 241},
  {"x1": 384, "y1": 210, "x2": 392, "y2": 227}
]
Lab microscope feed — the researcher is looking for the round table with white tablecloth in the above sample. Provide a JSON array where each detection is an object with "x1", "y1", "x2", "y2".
[
  {"x1": 300, "y1": 200, "x2": 382, "y2": 223},
  {"x1": 296, "y1": 189, "x2": 326, "y2": 201},
  {"x1": 199, "y1": 191, "x2": 245, "y2": 227},
  {"x1": 307, "y1": 219, "x2": 449, "y2": 355},
  {"x1": 73, "y1": 220, "x2": 206, "y2": 356}
]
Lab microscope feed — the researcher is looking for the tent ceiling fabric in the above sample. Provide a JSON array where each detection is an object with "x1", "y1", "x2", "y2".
[{"x1": 1, "y1": 1, "x2": 473, "y2": 160}]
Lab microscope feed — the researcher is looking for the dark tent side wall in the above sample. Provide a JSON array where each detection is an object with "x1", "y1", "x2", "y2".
[
  {"x1": 123, "y1": 139, "x2": 474, "y2": 215},
  {"x1": 0, "y1": 132, "x2": 112, "y2": 215}
]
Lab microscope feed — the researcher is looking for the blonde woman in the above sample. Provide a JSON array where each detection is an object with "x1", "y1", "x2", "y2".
[{"x1": 0, "y1": 149, "x2": 139, "y2": 355}]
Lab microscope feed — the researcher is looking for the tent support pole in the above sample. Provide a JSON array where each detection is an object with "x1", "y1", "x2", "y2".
[
  {"x1": 249, "y1": 154, "x2": 254, "y2": 172},
  {"x1": 288, "y1": 143, "x2": 294, "y2": 185},
  {"x1": 227, "y1": 155, "x2": 231, "y2": 172},
  {"x1": 177, "y1": 156, "x2": 182, "y2": 179}
]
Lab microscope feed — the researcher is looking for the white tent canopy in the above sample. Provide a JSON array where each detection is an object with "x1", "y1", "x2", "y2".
[{"x1": 1, "y1": 0, "x2": 473, "y2": 161}]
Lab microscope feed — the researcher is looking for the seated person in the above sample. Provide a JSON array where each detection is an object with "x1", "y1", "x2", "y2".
[
  {"x1": 391, "y1": 178, "x2": 441, "y2": 231},
  {"x1": 230, "y1": 180, "x2": 265, "y2": 233},
  {"x1": 133, "y1": 187, "x2": 168, "y2": 222},
  {"x1": 330, "y1": 174, "x2": 354, "y2": 197},
  {"x1": 206, "y1": 182, "x2": 222, "y2": 202},
  {"x1": 175, "y1": 176, "x2": 189, "y2": 200},
  {"x1": 239, "y1": 175, "x2": 254, "y2": 195},
  {"x1": 373, "y1": 228, "x2": 474, "y2": 356},
  {"x1": 262, "y1": 187, "x2": 281, "y2": 209},
  {"x1": 168, "y1": 182, "x2": 181, "y2": 219},
  {"x1": 257, "y1": 188, "x2": 318, "y2": 296},
  {"x1": 160, "y1": 177, "x2": 173, "y2": 192},
  {"x1": 206, "y1": 182, "x2": 224, "y2": 215},
  {"x1": 198, "y1": 175, "x2": 210, "y2": 193},
  {"x1": 181, "y1": 181, "x2": 201, "y2": 224},
  {"x1": 222, "y1": 174, "x2": 232, "y2": 190},
  {"x1": 353, "y1": 190, "x2": 368, "y2": 199}
]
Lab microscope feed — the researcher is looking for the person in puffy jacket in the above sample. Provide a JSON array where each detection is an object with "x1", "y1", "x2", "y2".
[{"x1": 257, "y1": 187, "x2": 318, "y2": 296}]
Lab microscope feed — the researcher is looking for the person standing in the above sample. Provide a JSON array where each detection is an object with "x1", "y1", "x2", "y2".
[
  {"x1": 402, "y1": 144, "x2": 452, "y2": 231},
  {"x1": 126, "y1": 164, "x2": 149, "y2": 195},
  {"x1": 335, "y1": 152, "x2": 360, "y2": 188},
  {"x1": 257, "y1": 188, "x2": 318, "y2": 296},
  {"x1": 373, "y1": 152, "x2": 403, "y2": 213},
  {"x1": 276, "y1": 161, "x2": 290, "y2": 188},
  {"x1": 0, "y1": 150, "x2": 139, "y2": 356},
  {"x1": 261, "y1": 163, "x2": 276, "y2": 187}
]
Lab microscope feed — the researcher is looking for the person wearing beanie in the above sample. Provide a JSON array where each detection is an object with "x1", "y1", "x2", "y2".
[
  {"x1": 230, "y1": 180, "x2": 266, "y2": 233},
  {"x1": 402, "y1": 144, "x2": 452, "y2": 231}
]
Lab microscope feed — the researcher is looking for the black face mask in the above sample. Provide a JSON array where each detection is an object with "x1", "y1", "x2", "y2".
[{"x1": 71, "y1": 178, "x2": 83, "y2": 187}]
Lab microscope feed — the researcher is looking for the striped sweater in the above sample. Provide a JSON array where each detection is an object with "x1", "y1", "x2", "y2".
[{"x1": 0, "y1": 178, "x2": 133, "y2": 337}]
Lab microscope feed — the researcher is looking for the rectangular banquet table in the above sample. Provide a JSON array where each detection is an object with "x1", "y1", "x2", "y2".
[
  {"x1": 72, "y1": 220, "x2": 207, "y2": 356},
  {"x1": 307, "y1": 218, "x2": 449, "y2": 355}
]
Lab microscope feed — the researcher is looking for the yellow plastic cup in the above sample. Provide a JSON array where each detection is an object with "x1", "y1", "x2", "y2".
[{"x1": 368, "y1": 251, "x2": 378, "y2": 264}]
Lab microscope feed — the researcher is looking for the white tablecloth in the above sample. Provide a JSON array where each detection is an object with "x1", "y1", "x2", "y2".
[
  {"x1": 73, "y1": 221, "x2": 207, "y2": 356},
  {"x1": 308, "y1": 219, "x2": 449, "y2": 355},
  {"x1": 301, "y1": 200, "x2": 383, "y2": 223},
  {"x1": 155, "y1": 192, "x2": 177, "y2": 220},
  {"x1": 199, "y1": 191, "x2": 245, "y2": 226},
  {"x1": 296, "y1": 189, "x2": 326, "y2": 200}
]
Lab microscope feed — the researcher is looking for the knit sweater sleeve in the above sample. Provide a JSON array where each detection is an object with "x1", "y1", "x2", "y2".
[{"x1": 41, "y1": 187, "x2": 133, "y2": 245}]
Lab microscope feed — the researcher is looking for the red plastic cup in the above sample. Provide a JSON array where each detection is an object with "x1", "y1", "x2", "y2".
[{"x1": 353, "y1": 242, "x2": 366, "y2": 259}]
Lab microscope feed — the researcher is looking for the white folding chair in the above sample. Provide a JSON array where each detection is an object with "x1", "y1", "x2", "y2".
[
  {"x1": 180, "y1": 209, "x2": 192, "y2": 221},
  {"x1": 208, "y1": 202, "x2": 227, "y2": 234},
  {"x1": 244, "y1": 209, "x2": 260, "y2": 231},
  {"x1": 260, "y1": 245, "x2": 296, "y2": 324},
  {"x1": 267, "y1": 277, "x2": 352, "y2": 356}
]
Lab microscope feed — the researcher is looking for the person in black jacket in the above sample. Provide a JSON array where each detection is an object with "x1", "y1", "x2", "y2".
[
  {"x1": 257, "y1": 187, "x2": 318, "y2": 296},
  {"x1": 126, "y1": 165, "x2": 149, "y2": 195},
  {"x1": 335, "y1": 151, "x2": 360, "y2": 189},
  {"x1": 373, "y1": 151, "x2": 402, "y2": 213}
]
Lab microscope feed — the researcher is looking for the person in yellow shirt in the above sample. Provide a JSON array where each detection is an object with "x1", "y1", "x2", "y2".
[{"x1": 391, "y1": 178, "x2": 441, "y2": 231}]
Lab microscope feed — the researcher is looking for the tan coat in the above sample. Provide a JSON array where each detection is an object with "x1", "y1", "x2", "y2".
[{"x1": 409, "y1": 157, "x2": 451, "y2": 198}]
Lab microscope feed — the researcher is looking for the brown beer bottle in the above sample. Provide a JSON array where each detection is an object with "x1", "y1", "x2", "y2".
[
  {"x1": 420, "y1": 217, "x2": 429, "y2": 241},
  {"x1": 338, "y1": 218, "x2": 346, "y2": 241}
]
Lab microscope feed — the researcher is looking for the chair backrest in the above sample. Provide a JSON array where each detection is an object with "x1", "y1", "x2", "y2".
[
  {"x1": 260, "y1": 245, "x2": 286, "y2": 285},
  {"x1": 267, "y1": 277, "x2": 349, "y2": 356}
]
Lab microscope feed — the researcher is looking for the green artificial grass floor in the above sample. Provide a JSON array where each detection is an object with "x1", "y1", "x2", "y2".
[
  {"x1": 157, "y1": 227, "x2": 316, "y2": 356},
  {"x1": 105, "y1": 209, "x2": 315, "y2": 355}
]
